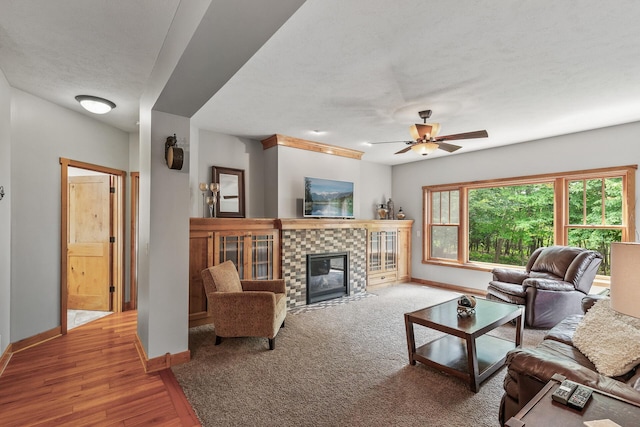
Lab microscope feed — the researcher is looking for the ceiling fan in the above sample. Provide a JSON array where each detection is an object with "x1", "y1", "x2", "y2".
[{"x1": 372, "y1": 110, "x2": 488, "y2": 156}]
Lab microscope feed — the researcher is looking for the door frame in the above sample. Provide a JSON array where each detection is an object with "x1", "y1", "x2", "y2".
[
  {"x1": 60, "y1": 158, "x2": 127, "y2": 334},
  {"x1": 127, "y1": 172, "x2": 139, "y2": 310}
]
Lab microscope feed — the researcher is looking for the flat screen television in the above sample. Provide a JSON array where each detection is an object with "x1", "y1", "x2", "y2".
[{"x1": 304, "y1": 177, "x2": 354, "y2": 218}]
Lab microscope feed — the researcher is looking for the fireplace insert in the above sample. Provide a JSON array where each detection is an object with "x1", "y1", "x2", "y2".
[{"x1": 306, "y1": 252, "x2": 349, "y2": 304}]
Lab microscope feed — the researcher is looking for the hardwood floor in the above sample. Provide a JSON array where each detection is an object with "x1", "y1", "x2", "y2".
[{"x1": 0, "y1": 311, "x2": 200, "y2": 426}]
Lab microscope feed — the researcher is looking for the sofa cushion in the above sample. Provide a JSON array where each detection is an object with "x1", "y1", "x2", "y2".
[
  {"x1": 573, "y1": 298, "x2": 640, "y2": 377},
  {"x1": 211, "y1": 260, "x2": 243, "y2": 293}
]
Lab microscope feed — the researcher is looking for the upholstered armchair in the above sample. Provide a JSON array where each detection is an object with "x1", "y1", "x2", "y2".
[
  {"x1": 486, "y1": 246, "x2": 603, "y2": 328},
  {"x1": 201, "y1": 260, "x2": 287, "y2": 350}
]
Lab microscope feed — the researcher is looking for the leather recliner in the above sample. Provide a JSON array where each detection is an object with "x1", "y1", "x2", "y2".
[{"x1": 486, "y1": 246, "x2": 603, "y2": 328}]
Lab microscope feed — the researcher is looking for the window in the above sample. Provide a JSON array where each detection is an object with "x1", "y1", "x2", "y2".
[
  {"x1": 468, "y1": 183, "x2": 554, "y2": 265},
  {"x1": 423, "y1": 166, "x2": 636, "y2": 276},
  {"x1": 429, "y1": 190, "x2": 459, "y2": 260}
]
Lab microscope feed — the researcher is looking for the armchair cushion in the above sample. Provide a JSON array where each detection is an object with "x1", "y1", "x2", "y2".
[
  {"x1": 210, "y1": 260, "x2": 242, "y2": 292},
  {"x1": 573, "y1": 298, "x2": 640, "y2": 377},
  {"x1": 530, "y1": 245, "x2": 581, "y2": 279}
]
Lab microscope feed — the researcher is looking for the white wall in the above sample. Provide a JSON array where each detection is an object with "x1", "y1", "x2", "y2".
[
  {"x1": 135, "y1": 110, "x2": 190, "y2": 358},
  {"x1": 270, "y1": 146, "x2": 388, "y2": 218},
  {"x1": 10, "y1": 89, "x2": 129, "y2": 341},
  {"x1": 0, "y1": 69, "x2": 11, "y2": 352},
  {"x1": 392, "y1": 121, "x2": 640, "y2": 291},
  {"x1": 197, "y1": 130, "x2": 265, "y2": 218},
  {"x1": 359, "y1": 161, "x2": 393, "y2": 220}
]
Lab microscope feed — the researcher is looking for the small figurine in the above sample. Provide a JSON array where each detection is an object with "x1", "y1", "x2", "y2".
[{"x1": 457, "y1": 295, "x2": 477, "y2": 317}]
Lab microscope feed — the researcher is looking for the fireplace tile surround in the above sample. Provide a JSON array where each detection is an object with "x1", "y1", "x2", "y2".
[{"x1": 281, "y1": 226, "x2": 367, "y2": 308}]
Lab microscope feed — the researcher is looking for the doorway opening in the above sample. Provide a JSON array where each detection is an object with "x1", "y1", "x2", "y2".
[{"x1": 60, "y1": 158, "x2": 127, "y2": 334}]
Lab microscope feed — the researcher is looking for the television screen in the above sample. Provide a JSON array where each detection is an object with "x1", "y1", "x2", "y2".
[{"x1": 304, "y1": 177, "x2": 354, "y2": 218}]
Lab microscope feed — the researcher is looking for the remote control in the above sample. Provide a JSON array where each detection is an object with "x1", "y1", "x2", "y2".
[
  {"x1": 567, "y1": 385, "x2": 592, "y2": 410},
  {"x1": 551, "y1": 379, "x2": 578, "y2": 405}
]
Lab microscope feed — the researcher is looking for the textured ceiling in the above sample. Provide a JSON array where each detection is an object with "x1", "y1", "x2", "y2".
[
  {"x1": 2, "y1": 1, "x2": 640, "y2": 165},
  {"x1": 0, "y1": 0, "x2": 181, "y2": 132}
]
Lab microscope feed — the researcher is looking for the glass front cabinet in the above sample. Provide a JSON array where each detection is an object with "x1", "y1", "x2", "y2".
[
  {"x1": 188, "y1": 218, "x2": 280, "y2": 327},
  {"x1": 366, "y1": 221, "x2": 412, "y2": 288}
]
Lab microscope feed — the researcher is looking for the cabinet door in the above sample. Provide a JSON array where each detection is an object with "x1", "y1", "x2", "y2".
[
  {"x1": 384, "y1": 230, "x2": 398, "y2": 271},
  {"x1": 216, "y1": 232, "x2": 247, "y2": 278},
  {"x1": 189, "y1": 231, "x2": 213, "y2": 319},
  {"x1": 368, "y1": 231, "x2": 384, "y2": 272},
  {"x1": 251, "y1": 231, "x2": 278, "y2": 280},
  {"x1": 397, "y1": 227, "x2": 411, "y2": 281}
]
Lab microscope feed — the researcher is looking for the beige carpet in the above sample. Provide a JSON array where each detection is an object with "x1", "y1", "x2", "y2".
[{"x1": 172, "y1": 284, "x2": 547, "y2": 427}]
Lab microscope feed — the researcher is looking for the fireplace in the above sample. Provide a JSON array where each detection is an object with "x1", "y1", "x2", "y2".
[{"x1": 306, "y1": 252, "x2": 350, "y2": 304}]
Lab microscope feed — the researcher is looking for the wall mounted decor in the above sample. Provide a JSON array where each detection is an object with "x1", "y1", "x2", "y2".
[
  {"x1": 211, "y1": 166, "x2": 245, "y2": 218},
  {"x1": 164, "y1": 134, "x2": 183, "y2": 170}
]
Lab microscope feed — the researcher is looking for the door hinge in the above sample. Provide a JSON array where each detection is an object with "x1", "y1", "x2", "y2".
[
  {"x1": 110, "y1": 186, "x2": 116, "y2": 193},
  {"x1": 109, "y1": 286, "x2": 115, "y2": 293},
  {"x1": 110, "y1": 236, "x2": 116, "y2": 243}
]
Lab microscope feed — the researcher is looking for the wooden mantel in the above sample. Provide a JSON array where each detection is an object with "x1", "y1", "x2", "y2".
[
  {"x1": 190, "y1": 217, "x2": 412, "y2": 231},
  {"x1": 277, "y1": 218, "x2": 410, "y2": 230},
  {"x1": 261, "y1": 134, "x2": 364, "y2": 160}
]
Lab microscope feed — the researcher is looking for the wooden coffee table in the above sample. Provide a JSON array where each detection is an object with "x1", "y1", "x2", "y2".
[{"x1": 404, "y1": 297, "x2": 524, "y2": 392}]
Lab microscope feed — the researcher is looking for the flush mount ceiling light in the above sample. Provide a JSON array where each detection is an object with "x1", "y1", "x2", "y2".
[{"x1": 75, "y1": 95, "x2": 116, "y2": 114}]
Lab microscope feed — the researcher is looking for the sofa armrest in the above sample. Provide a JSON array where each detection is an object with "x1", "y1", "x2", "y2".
[
  {"x1": 506, "y1": 347, "x2": 640, "y2": 406},
  {"x1": 522, "y1": 278, "x2": 575, "y2": 292},
  {"x1": 581, "y1": 294, "x2": 609, "y2": 313},
  {"x1": 492, "y1": 268, "x2": 529, "y2": 284},
  {"x1": 241, "y1": 279, "x2": 286, "y2": 294}
]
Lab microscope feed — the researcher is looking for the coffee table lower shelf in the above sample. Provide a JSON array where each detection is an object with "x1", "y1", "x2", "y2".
[{"x1": 413, "y1": 334, "x2": 516, "y2": 390}]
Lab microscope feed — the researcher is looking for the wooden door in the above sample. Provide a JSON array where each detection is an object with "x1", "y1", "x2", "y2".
[{"x1": 67, "y1": 175, "x2": 111, "y2": 310}]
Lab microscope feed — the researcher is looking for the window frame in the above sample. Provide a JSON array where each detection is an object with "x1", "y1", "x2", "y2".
[{"x1": 422, "y1": 165, "x2": 636, "y2": 276}]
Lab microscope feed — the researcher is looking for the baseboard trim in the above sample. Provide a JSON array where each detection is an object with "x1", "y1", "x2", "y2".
[
  {"x1": 134, "y1": 334, "x2": 191, "y2": 373},
  {"x1": 0, "y1": 344, "x2": 12, "y2": 377},
  {"x1": 11, "y1": 326, "x2": 62, "y2": 353},
  {"x1": 410, "y1": 278, "x2": 487, "y2": 297}
]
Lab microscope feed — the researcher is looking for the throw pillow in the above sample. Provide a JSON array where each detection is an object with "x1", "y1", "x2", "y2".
[
  {"x1": 210, "y1": 260, "x2": 243, "y2": 292},
  {"x1": 573, "y1": 298, "x2": 640, "y2": 377}
]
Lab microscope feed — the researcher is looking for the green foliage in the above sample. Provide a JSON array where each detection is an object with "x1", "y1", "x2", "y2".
[
  {"x1": 468, "y1": 183, "x2": 554, "y2": 265},
  {"x1": 468, "y1": 178, "x2": 623, "y2": 273}
]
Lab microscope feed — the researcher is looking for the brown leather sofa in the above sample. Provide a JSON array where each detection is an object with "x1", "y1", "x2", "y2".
[
  {"x1": 499, "y1": 296, "x2": 640, "y2": 425},
  {"x1": 487, "y1": 246, "x2": 603, "y2": 328}
]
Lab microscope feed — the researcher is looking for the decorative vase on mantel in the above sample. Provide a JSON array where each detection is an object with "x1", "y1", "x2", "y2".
[
  {"x1": 377, "y1": 204, "x2": 388, "y2": 220},
  {"x1": 397, "y1": 207, "x2": 406, "y2": 220},
  {"x1": 387, "y1": 198, "x2": 395, "y2": 220}
]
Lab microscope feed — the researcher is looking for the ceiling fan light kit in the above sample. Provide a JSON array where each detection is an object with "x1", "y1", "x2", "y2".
[{"x1": 372, "y1": 110, "x2": 488, "y2": 157}]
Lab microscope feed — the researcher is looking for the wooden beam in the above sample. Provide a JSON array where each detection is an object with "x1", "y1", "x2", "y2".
[{"x1": 261, "y1": 134, "x2": 364, "y2": 160}]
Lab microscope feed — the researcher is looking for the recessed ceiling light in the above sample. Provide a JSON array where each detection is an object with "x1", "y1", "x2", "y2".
[
  {"x1": 75, "y1": 95, "x2": 116, "y2": 115},
  {"x1": 310, "y1": 130, "x2": 326, "y2": 135}
]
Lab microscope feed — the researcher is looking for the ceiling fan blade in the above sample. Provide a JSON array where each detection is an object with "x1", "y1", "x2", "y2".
[
  {"x1": 394, "y1": 146, "x2": 413, "y2": 155},
  {"x1": 435, "y1": 130, "x2": 488, "y2": 141},
  {"x1": 369, "y1": 140, "x2": 413, "y2": 145},
  {"x1": 436, "y1": 142, "x2": 462, "y2": 153}
]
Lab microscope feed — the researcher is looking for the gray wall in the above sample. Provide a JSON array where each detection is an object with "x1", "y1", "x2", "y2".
[
  {"x1": 196, "y1": 130, "x2": 265, "y2": 218},
  {"x1": 0, "y1": 69, "x2": 10, "y2": 352},
  {"x1": 392, "y1": 121, "x2": 640, "y2": 292},
  {"x1": 9, "y1": 89, "x2": 129, "y2": 342}
]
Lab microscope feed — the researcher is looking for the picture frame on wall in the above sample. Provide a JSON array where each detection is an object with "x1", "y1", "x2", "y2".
[{"x1": 211, "y1": 166, "x2": 245, "y2": 218}]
